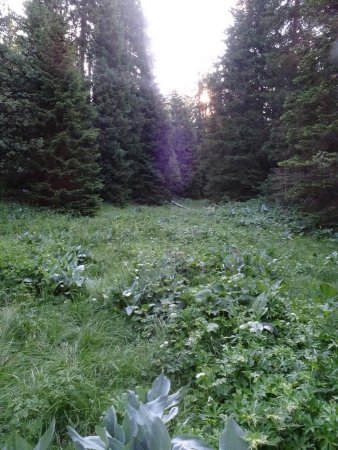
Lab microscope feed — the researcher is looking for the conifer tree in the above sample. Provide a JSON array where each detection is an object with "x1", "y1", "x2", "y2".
[
  {"x1": 261, "y1": 0, "x2": 304, "y2": 166},
  {"x1": 92, "y1": 0, "x2": 133, "y2": 204},
  {"x1": 270, "y1": 0, "x2": 338, "y2": 225},
  {"x1": 1, "y1": 0, "x2": 102, "y2": 215},
  {"x1": 166, "y1": 92, "x2": 198, "y2": 196},
  {"x1": 93, "y1": 0, "x2": 167, "y2": 205},
  {"x1": 120, "y1": 0, "x2": 167, "y2": 204},
  {"x1": 186, "y1": 82, "x2": 210, "y2": 199},
  {"x1": 150, "y1": 98, "x2": 176, "y2": 194},
  {"x1": 69, "y1": 0, "x2": 97, "y2": 78},
  {"x1": 203, "y1": 0, "x2": 277, "y2": 200},
  {"x1": 133, "y1": 84, "x2": 169, "y2": 204},
  {"x1": 0, "y1": 9, "x2": 31, "y2": 194}
]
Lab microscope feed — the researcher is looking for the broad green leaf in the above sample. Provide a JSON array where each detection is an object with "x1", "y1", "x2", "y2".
[
  {"x1": 94, "y1": 427, "x2": 109, "y2": 447},
  {"x1": 239, "y1": 321, "x2": 276, "y2": 334},
  {"x1": 219, "y1": 417, "x2": 248, "y2": 450},
  {"x1": 127, "y1": 391, "x2": 140, "y2": 409},
  {"x1": 73, "y1": 265, "x2": 85, "y2": 286},
  {"x1": 122, "y1": 411, "x2": 138, "y2": 443},
  {"x1": 261, "y1": 322, "x2": 277, "y2": 334},
  {"x1": 147, "y1": 372, "x2": 170, "y2": 401},
  {"x1": 206, "y1": 322, "x2": 219, "y2": 333},
  {"x1": 165, "y1": 389, "x2": 183, "y2": 409},
  {"x1": 3, "y1": 434, "x2": 33, "y2": 450},
  {"x1": 67, "y1": 427, "x2": 106, "y2": 450},
  {"x1": 145, "y1": 395, "x2": 169, "y2": 417},
  {"x1": 320, "y1": 283, "x2": 338, "y2": 299},
  {"x1": 103, "y1": 407, "x2": 125, "y2": 442},
  {"x1": 136, "y1": 405, "x2": 171, "y2": 450},
  {"x1": 114, "y1": 424, "x2": 125, "y2": 445},
  {"x1": 162, "y1": 406, "x2": 178, "y2": 424},
  {"x1": 251, "y1": 294, "x2": 268, "y2": 319},
  {"x1": 171, "y1": 435, "x2": 213, "y2": 450},
  {"x1": 148, "y1": 416, "x2": 171, "y2": 450},
  {"x1": 34, "y1": 419, "x2": 55, "y2": 450},
  {"x1": 103, "y1": 407, "x2": 118, "y2": 436},
  {"x1": 126, "y1": 306, "x2": 137, "y2": 316},
  {"x1": 195, "y1": 288, "x2": 213, "y2": 302},
  {"x1": 126, "y1": 404, "x2": 139, "y2": 426},
  {"x1": 131, "y1": 426, "x2": 150, "y2": 450},
  {"x1": 23, "y1": 278, "x2": 34, "y2": 284},
  {"x1": 106, "y1": 437, "x2": 124, "y2": 450},
  {"x1": 145, "y1": 387, "x2": 182, "y2": 420}
]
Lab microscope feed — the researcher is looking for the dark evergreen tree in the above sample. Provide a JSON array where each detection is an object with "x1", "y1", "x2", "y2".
[
  {"x1": 151, "y1": 99, "x2": 177, "y2": 195},
  {"x1": 134, "y1": 83, "x2": 170, "y2": 204},
  {"x1": 184, "y1": 81, "x2": 211, "y2": 199},
  {"x1": 270, "y1": 0, "x2": 338, "y2": 225},
  {"x1": 92, "y1": 0, "x2": 133, "y2": 204},
  {"x1": 93, "y1": 0, "x2": 167, "y2": 205},
  {"x1": 120, "y1": 0, "x2": 167, "y2": 204},
  {"x1": 69, "y1": 0, "x2": 97, "y2": 78},
  {"x1": 203, "y1": 0, "x2": 278, "y2": 200},
  {"x1": 1, "y1": 0, "x2": 102, "y2": 215},
  {"x1": 0, "y1": 10, "x2": 31, "y2": 195},
  {"x1": 261, "y1": 0, "x2": 304, "y2": 166},
  {"x1": 166, "y1": 92, "x2": 198, "y2": 196}
]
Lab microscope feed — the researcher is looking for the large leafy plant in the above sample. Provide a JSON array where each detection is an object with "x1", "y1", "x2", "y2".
[
  {"x1": 68, "y1": 373, "x2": 249, "y2": 450},
  {"x1": 122, "y1": 258, "x2": 187, "y2": 317},
  {"x1": 23, "y1": 246, "x2": 92, "y2": 295},
  {"x1": 2, "y1": 419, "x2": 55, "y2": 450}
]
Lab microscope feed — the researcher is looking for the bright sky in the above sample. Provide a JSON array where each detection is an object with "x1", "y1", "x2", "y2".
[
  {"x1": 141, "y1": 0, "x2": 236, "y2": 94},
  {"x1": 4, "y1": 0, "x2": 236, "y2": 95}
]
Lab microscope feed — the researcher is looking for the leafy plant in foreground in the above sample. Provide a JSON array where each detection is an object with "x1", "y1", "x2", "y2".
[
  {"x1": 68, "y1": 373, "x2": 249, "y2": 450},
  {"x1": 122, "y1": 257, "x2": 187, "y2": 317},
  {"x1": 2, "y1": 419, "x2": 55, "y2": 450},
  {"x1": 24, "y1": 246, "x2": 92, "y2": 295}
]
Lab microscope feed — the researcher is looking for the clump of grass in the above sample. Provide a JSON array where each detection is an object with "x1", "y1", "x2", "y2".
[{"x1": 0, "y1": 301, "x2": 161, "y2": 447}]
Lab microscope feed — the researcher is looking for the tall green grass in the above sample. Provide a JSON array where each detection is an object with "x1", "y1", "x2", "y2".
[{"x1": 0, "y1": 199, "x2": 337, "y2": 448}]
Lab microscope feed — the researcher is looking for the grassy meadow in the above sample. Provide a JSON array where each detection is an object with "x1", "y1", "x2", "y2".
[{"x1": 0, "y1": 199, "x2": 337, "y2": 449}]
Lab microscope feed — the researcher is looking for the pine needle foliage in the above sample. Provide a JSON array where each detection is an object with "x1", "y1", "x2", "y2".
[{"x1": 1, "y1": 0, "x2": 102, "y2": 215}]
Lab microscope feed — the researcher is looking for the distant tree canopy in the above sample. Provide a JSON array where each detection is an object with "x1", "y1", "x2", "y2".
[
  {"x1": 0, "y1": 0, "x2": 169, "y2": 213},
  {"x1": 0, "y1": 0, "x2": 336, "y2": 224},
  {"x1": 201, "y1": 0, "x2": 338, "y2": 225}
]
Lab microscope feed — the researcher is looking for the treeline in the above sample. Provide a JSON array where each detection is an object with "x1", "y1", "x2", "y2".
[
  {"x1": 201, "y1": 0, "x2": 338, "y2": 226},
  {"x1": 0, "y1": 0, "x2": 337, "y2": 225},
  {"x1": 0, "y1": 0, "x2": 187, "y2": 214}
]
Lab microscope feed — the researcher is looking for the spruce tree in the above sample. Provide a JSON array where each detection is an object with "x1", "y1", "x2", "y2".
[
  {"x1": 69, "y1": 0, "x2": 97, "y2": 78},
  {"x1": 203, "y1": 0, "x2": 277, "y2": 200},
  {"x1": 93, "y1": 0, "x2": 167, "y2": 205},
  {"x1": 0, "y1": 10, "x2": 31, "y2": 195},
  {"x1": 185, "y1": 82, "x2": 210, "y2": 199},
  {"x1": 134, "y1": 84, "x2": 169, "y2": 204},
  {"x1": 151, "y1": 98, "x2": 176, "y2": 195},
  {"x1": 8, "y1": 0, "x2": 102, "y2": 215},
  {"x1": 121, "y1": 0, "x2": 167, "y2": 204},
  {"x1": 270, "y1": 0, "x2": 338, "y2": 225},
  {"x1": 261, "y1": 0, "x2": 304, "y2": 166},
  {"x1": 92, "y1": 0, "x2": 133, "y2": 204},
  {"x1": 166, "y1": 92, "x2": 198, "y2": 196}
]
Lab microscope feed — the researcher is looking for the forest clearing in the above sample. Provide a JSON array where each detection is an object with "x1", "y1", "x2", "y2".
[
  {"x1": 0, "y1": 200, "x2": 337, "y2": 448},
  {"x1": 1, "y1": 0, "x2": 337, "y2": 447}
]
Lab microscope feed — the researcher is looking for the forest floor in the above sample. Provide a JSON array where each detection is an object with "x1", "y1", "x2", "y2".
[{"x1": 0, "y1": 199, "x2": 337, "y2": 449}]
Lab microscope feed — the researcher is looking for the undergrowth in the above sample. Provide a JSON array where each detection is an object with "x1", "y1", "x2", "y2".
[{"x1": 0, "y1": 199, "x2": 337, "y2": 448}]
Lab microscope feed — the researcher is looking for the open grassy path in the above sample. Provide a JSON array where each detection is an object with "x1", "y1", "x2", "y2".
[{"x1": 0, "y1": 200, "x2": 337, "y2": 448}]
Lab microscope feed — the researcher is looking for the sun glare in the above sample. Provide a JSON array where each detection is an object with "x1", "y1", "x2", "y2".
[
  {"x1": 199, "y1": 90, "x2": 210, "y2": 105},
  {"x1": 7, "y1": 0, "x2": 236, "y2": 96}
]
